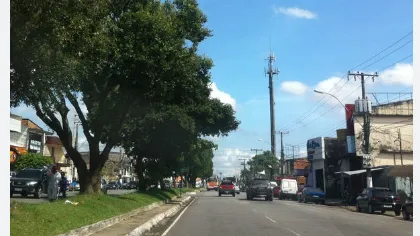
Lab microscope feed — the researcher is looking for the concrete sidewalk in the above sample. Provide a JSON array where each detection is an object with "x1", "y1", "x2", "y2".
[{"x1": 90, "y1": 196, "x2": 192, "y2": 236}]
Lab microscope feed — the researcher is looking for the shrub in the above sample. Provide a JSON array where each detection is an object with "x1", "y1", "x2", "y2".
[{"x1": 14, "y1": 153, "x2": 53, "y2": 171}]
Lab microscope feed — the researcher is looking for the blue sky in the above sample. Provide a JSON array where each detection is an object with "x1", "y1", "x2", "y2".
[{"x1": 11, "y1": 0, "x2": 413, "y2": 177}]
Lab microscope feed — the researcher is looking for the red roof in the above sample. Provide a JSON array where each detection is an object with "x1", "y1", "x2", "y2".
[{"x1": 45, "y1": 136, "x2": 63, "y2": 146}]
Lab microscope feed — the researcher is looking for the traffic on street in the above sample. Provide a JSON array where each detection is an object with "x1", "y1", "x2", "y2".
[{"x1": 146, "y1": 190, "x2": 413, "y2": 236}]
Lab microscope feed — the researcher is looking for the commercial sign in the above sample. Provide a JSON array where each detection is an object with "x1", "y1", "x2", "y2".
[
  {"x1": 307, "y1": 137, "x2": 325, "y2": 160},
  {"x1": 345, "y1": 104, "x2": 355, "y2": 135},
  {"x1": 345, "y1": 104, "x2": 356, "y2": 154}
]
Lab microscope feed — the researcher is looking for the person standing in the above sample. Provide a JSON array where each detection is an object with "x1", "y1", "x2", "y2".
[
  {"x1": 60, "y1": 172, "x2": 68, "y2": 198},
  {"x1": 47, "y1": 166, "x2": 61, "y2": 202}
]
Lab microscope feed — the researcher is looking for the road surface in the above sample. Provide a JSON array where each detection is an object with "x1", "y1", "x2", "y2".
[
  {"x1": 10, "y1": 189, "x2": 136, "y2": 204},
  {"x1": 146, "y1": 191, "x2": 413, "y2": 236}
]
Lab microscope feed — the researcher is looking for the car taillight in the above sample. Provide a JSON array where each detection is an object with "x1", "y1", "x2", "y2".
[
  {"x1": 395, "y1": 197, "x2": 400, "y2": 202},
  {"x1": 371, "y1": 197, "x2": 376, "y2": 201}
]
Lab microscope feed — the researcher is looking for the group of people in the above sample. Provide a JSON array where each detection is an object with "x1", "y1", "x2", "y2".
[{"x1": 47, "y1": 165, "x2": 69, "y2": 202}]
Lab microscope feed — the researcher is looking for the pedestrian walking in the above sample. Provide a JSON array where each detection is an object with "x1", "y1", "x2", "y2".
[
  {"x1": 47, "y1": 166, "x2": 61, "y2": 202},
  {"x1": 60, "y1": 172, "x2": 68, "y2": 198}
]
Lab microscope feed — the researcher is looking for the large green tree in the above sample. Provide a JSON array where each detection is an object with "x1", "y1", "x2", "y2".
[
  {"x1": 11, "y1": 0, "x2": 226, "y2": 193},
  {"x1": 247, "y1": 151, "x2": 279, "y2": 180}
]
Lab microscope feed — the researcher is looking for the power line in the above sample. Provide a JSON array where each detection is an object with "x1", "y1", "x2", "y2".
[{"x1": 279, "y1": 32, "x2": 413, "y2": 131}]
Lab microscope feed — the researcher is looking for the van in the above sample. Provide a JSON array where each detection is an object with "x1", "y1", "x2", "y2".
[{"x1": 278, "y1": 178, "x2": 298, "y2": 200}]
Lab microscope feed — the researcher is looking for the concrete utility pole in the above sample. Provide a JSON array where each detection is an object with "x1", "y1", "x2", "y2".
[
  {"x1": 239, "y1": 158, "x2": 247, "y2": 185},
  {"x1": 276, "y1": 131, "x2": 289, "y2": 176},
  {"x1": 397, "y1": 129, "x2": 403, "y2": 165},
  {"x1": 73, "y1": 115, "x2": 82, "y2": 181},
  {"x1": 265, "y1": 52, "x2": 280, "y2": 158},
  {"x1": 348, "y1": 71, "x2": 377, "y2": 188}
]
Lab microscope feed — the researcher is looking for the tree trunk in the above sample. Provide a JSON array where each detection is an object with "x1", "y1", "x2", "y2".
[{"x1": 135, "y1": 157, "x2": 147, "y2": 191}]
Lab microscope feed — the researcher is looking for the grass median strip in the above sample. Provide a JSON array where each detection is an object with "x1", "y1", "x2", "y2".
[{"x1": 10, "y1": 188, "x2": 197, "y2": 236}]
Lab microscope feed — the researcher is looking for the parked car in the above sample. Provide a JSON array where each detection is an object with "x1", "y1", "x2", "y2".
[
  {"x1": 69, "y1": 181, "x2": 80, "y2": 191},
  {"x1": 104, "y1": 181, "x2": 119, "y2": 190},
  {"x1": 356, "y1": 187, "x2": 399, "y2": 214},
  {"x1": 246, "y1": 178, "x2": 273, "y2": 201},
  {"x1": 10, "y1": 168, "x2": 49, "y2": 199},
  {"x1": 298, "y1": 187, "x2": 325, "y2": 204},
  {"x1": 278, "y1": 178, "x2": 298, "y2": 200},
  {"x1": 395, "y1": 196, "x2": 413, "y2": 220},
  {"x1": 234, "y1": 184, "x2": 240, "y2": 194},
  {"x1": 219, "y1": 180, "x2": 236, "y2": 197}
]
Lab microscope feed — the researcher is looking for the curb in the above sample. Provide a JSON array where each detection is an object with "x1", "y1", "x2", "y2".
[
  {"x1": 126, "y1": 196, "x2": 193, "y2": 236},
  {"x1": 58, "y1": 196, "x2": 177, "y2": 236}
]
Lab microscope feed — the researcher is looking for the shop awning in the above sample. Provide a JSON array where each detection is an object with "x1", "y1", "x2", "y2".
[
  {"x1": 387, "y1": 165, "x2": 413, "y2": 178},
  {"x1": 335, "y1": 168, "x2": 384, "y2": 176}
]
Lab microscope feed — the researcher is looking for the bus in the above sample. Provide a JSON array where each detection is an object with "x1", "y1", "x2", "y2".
[
  {"x1": 223, "y1": 176, "x2": 237, "y2": 184},
  {"x1": 207, "y1": 177, "x2": 219, "y2": 191}
]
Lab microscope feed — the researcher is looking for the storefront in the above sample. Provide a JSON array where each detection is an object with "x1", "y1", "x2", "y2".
[{"x1": 306, "y1": 137, "x2": 326, "y2": 193}]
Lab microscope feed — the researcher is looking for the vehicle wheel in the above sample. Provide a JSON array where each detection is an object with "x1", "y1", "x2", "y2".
[
  {"x1": 321, "y1": 200, "x2": 325, "y2": 205},
  {"x1": 402, "y1": 209, "x2": 410, "y2": 220},
  {"x1": 269, "y1": 196, "x2": 273, "y2": 202},
  {"x1": 380, "y1": 209, "x2": 386, "y2": 214},
  {"x1": 218, "y1": 192, "x2": 221, "y2": 197},
  {"x1": 395, "y1": 208, "x2": 401, "y2": 216},
  {"x1": 368, "y1": 204, "x2": 374, "y2": 214},
  {"x1": 34, "y1": 187, "x2": 42, "y2": 199},
  {"x1": 232, "y1": 192, "x2": 235, "y2": 197},
  {"x1": 356, "y1": 203, "x2": 361, "y2": 212},
  {"x1": 303, "y1": 197, "x2": 307, "y2": 203}
]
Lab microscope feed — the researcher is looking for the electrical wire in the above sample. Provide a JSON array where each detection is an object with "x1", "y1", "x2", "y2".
[{"x1": 279, "y1": 32, "x2": 413, "y2": 132}]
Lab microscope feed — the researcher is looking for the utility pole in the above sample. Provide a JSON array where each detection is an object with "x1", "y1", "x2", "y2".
[
  {"x1": 265, "y1": 52, "x2": 280, "y2": 158},
  {"x1": 398, "y1": 129, "x2": 403, "y2": 165},
  {"x1": 251, "y1": 149, "x2": 263, "y2": 177},
  {"x1": 73, "y1": 115, "x2": 82, "y2": 181},
  {"x1": 348, "y1": 71, "x2": 377, "y2": 188},
  {"x1": 239, "y1": 158, "x2": 247, "y2": 186},
  {"x1": 276, "y1": 131, "x2": 289, "y2": 177}
]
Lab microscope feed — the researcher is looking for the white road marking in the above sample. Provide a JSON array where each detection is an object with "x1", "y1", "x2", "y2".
[
  {"x1": 161, "y1": 198, "x2": 196, "y2": 236},
  {"x1": 265, "y1": 216, "x2": 276, "y2": 223},
  {"x1": 252, "y1": 209, "x2": 257, "y2": 213},
  {"x1": 283, "y1": 227, "x2": 302, "y2": 236}
]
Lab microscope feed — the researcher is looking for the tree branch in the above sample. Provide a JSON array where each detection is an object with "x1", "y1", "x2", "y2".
[{"x1": 65, "y1": 90, "x2": 94, "y2": 142}]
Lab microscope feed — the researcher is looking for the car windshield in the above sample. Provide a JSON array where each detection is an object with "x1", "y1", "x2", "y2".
[
  {"x1": 208, "y1": 178, "x2": 217, "y2": 182},
  {"x1": 221, "y1": 181, "x2": 233, "y2": 185},
  {"x1": 307, "y1": 187, "x2": 323, "y2": 193},
  {"x1": 372, "y1": 189, "x2": 393, "y2": 197},
  {"x1": 252, "y1": 180, "x2": 269, "y2": 185},
  {"x1": 15, "y1": 170, "x2": 42, "y2": 179},
  {"x1": 109, "y1": 181, "x2": 116, "y2": 185}
]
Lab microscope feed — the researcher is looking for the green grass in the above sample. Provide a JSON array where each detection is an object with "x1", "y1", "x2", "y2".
[{"x1": 10, "y1": 188, "x2": 198, "y2": 236}]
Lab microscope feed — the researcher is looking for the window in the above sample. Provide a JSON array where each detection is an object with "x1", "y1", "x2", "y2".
[{"x1": 372, "y1": 189, "x2": 393, "y2": 197}]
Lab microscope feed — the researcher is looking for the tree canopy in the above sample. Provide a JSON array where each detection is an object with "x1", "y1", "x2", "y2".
[
  {"x1": 11, "y1": 0, "x2": 239, "y2": 193},
  {"x1": 247, "y1": 151, "x2": 279, "y2": 180}
]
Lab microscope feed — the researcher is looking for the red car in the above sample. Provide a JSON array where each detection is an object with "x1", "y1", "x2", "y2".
[{"x1": 219, "y1": 180, "x2": 236, "y2": 197}]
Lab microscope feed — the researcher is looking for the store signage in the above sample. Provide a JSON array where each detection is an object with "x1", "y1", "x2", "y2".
[{"x1": 307, "y1": 137, "x2": 325, "y2": 160}]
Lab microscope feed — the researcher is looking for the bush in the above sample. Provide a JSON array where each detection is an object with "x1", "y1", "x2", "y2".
[{"x1": 14, "y1": 153, "x2": 53, "y2": 171}]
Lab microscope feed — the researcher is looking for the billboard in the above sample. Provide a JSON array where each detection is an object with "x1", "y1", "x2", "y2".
[
  {"x1": 345, "y1": 104, "x2": 356, "y2": 154},
  {"x1": 307, "y1": 137, "x2": 325, "y2": 160},
  {"x1": 345, "y1": 104, "x2": 355, "y2": 135}
]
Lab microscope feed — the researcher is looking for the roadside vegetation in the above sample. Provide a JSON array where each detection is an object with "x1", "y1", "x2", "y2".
[{"x1": 10, "y1": 188, "x2": 197, "y2": 236}]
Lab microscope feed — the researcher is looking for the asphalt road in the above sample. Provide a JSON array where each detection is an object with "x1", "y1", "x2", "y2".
[
  {"x1": 10, "y1": 189, "x2": 137, "y2": 204},
  {"x1": 146, "y1": 191, "x2": 413, "y2": 236}
]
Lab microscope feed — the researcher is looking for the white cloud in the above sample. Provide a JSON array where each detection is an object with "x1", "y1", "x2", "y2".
[
  {"x1": 209, "y1": 82, "x2": 237, "y2": 110},
  {"x1": 313, "y1": 76, "x2": 362, "y2": 106},
  {"x1": 378, "y1": 63, "x2": 413, "y2": 86},
  {"x1": 212, "y1": 148, "x2": 254, "y2": 177},
  {"x1": 280, "y1": 81, "x2": 309, "y2": 95},
  {"x1": 274, "y1": 7, "x2": 317, "y2": 19}
]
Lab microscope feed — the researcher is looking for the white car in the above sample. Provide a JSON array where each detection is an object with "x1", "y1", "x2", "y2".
[{"x1": 234, "y1": 184, "x2": 240, "y2": 194}]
